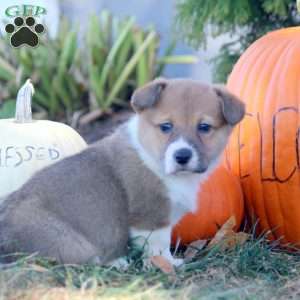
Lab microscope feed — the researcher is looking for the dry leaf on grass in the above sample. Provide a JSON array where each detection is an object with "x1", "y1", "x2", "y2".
[
  {"x1": 208, "y1": 216, "x2": 250, "y2": 251},
  {"x1": 184, "y1": 239, "x2": 207, "y2": 260},
  {"x1": 209, "y1": 215, "x2": 237, "y2": 247},
  {"x1": 182, "y1": 216, "x2": 249, "y2": 260},
  {"x1": 150, "y1": 255, "x2": 176, "y2": 275},
  {"x1": 28, "y1": 264, "x2": 49, "y2": 273}
]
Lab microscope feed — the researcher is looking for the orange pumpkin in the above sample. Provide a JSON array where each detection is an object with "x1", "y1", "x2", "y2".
[
  {"x1": 225, "y1": 27, "x2": 300, "y2": 245},
  {"x1": 171, "y1": 165, "x2": 244, "y2": 245}
]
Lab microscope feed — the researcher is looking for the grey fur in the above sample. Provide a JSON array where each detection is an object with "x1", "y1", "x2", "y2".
[
  {"x1": 0, "y1": 79, "x2": 245, "y2": 265},
  {"x1": 0, "y1": 124, "x2": 170, "y2": 264}
]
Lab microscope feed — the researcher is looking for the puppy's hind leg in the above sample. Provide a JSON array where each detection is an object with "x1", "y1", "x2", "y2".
[
  {"x1": 45, "y1": 226, "x2": 101, "y2": 265},
  {"x1": 2, "y1": 210, "x2": 101, "y2": 265}
]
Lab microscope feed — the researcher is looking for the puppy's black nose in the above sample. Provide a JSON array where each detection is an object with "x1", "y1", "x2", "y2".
[{"x1": 174, "y1": 148, "x2": 192, "y2": 165}]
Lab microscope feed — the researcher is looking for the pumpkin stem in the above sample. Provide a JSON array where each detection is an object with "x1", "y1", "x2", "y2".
[{"x1": 15, "y1": 79, "x2": 35, "y2": 123}]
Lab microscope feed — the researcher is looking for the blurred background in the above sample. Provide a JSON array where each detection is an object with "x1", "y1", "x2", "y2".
[
  {"x1": 59, "y1": 0, "x2": 227, "y2": 82},
  {"x1": 0, "y1": 0, "x2": 225, "y2": 82}
]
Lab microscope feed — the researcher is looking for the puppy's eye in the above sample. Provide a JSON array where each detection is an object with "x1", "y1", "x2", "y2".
[
  {"x1": 159, "y1": 122, "x2": 173, "y2": 133},
  {"x1": 197, "y1": 123, "x2": 212, "y2": 133}
]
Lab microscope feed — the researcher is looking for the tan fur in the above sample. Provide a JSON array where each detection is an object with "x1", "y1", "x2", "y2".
[
  {"x1": 0, "y1": 78, "x2": 245, "y2": 265},
  {"x1": 134, "y1": 79, "x2": 244, "y2": 174}
]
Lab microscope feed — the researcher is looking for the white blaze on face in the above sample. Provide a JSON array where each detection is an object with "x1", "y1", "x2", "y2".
[{"x1": 164, "y1": 137, "x2": 199, "y2": 175}]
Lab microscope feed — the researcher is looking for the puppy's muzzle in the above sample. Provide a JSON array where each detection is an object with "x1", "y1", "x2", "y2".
[{"x1": 164, "y1": 138, "x2": 205, "y2": 175}]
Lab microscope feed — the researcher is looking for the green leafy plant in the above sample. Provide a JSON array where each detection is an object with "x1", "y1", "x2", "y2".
[
  {"x1": 0, "y1": 12, "x2": 197, "y2": 124},
  {"x1": 83, "y1": 12, "x2": 197, "y2": 123},
  {"x1": 0, "y1": 20, "x2": 84, "y2": 123},
  {"x1": 176, "y1": 0, "x2": 300, "y2": 82}
]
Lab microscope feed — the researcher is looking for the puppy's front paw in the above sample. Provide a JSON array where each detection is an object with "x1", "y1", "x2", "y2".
[{"x1": 146, "y1": 255, "x2": 183, "y2": 271}]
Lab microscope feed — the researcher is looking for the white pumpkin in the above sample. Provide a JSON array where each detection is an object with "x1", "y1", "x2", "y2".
[{"x1": 0, "y1": 79, "x2": 87, "y2": 197}]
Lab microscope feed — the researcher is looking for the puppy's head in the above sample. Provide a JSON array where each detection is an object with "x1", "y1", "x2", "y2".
[{"x1": 131, "y1": 78, "x2": 245, "y2": 175}]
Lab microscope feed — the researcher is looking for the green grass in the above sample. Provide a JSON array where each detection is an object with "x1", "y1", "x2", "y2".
[{"x1": 1, "y1": 236, "x2": 300, "y2": 300}]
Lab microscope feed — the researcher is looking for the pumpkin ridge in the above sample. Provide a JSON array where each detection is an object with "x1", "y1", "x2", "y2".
[
  {"x1": 266, "y1": 38, "x2": 300, "y2": 241},
  {"x1": 234, "y1": 40, "x2": 272, "y2": 98},
  {"x1": 277, "y1": 39, "x2": 300, "y2": 242},
  {"x1": 225, "y1": 27, "x2": 300, "y2": 246},
  {"x1": 229, "y1": 43, "x2": 265, "y2": 95},
  {"x1": 257, "y1": 39, "x2": 296, "y2": 240},
  {"x1": 246, "y1": 42, "x2": 287, "y2": 236}
]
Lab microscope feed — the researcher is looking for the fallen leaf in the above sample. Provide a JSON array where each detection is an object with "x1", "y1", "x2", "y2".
[
  {"x1": 208, "y1": 216, "x2": 236, "y2": 248},
  {"x1": 228, "y1": 232, "x2": 250, "y2": 247},
  {"x1": 219, "y1": 231, "x2": 250, "y2": 251},
  {"x1": 28, "y1": 264, "x2": 49, "y2": 273},
  {"x1": 150, "y1": 255, "x2": 176, "y2": 275},
  {"x1": 208, "y1": 216, "x2": 250, "y2": 251},
  {"x1": 184, "y1": 239, "x2": 207, "y2": 260}
]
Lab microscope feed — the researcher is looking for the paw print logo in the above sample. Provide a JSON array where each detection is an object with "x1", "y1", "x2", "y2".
[{"x1": 5, "y1": 16, "x2": 45, "y2": 48}]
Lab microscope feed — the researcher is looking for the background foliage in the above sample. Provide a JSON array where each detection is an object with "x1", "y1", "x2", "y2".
[
  {"x1": 0, "y1": 11, "x2": 197, "y2": 124},
  {"x1": 176, "y1": 0, "x2": 300, "y2": 82}
]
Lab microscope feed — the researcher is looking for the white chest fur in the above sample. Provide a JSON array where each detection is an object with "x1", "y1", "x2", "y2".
[
  {"x1": 164, "y1": 174, "x2": 202, "y2": 224},
  {"x1": 127, "y1": 116, "x2": 204, "y2": 225}
]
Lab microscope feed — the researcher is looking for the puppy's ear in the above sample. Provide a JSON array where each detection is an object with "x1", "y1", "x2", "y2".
[
  {"x1": 131, "y1": 78, "x2": 167, "y2": 112},
  {"x1": 214, "y1": 85, "x2": 245, "y2": 125}
]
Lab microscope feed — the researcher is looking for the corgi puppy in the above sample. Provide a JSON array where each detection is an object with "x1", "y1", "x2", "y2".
[{"x1": 0, "y1": 78, "x2": 245, "y2": 266}]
